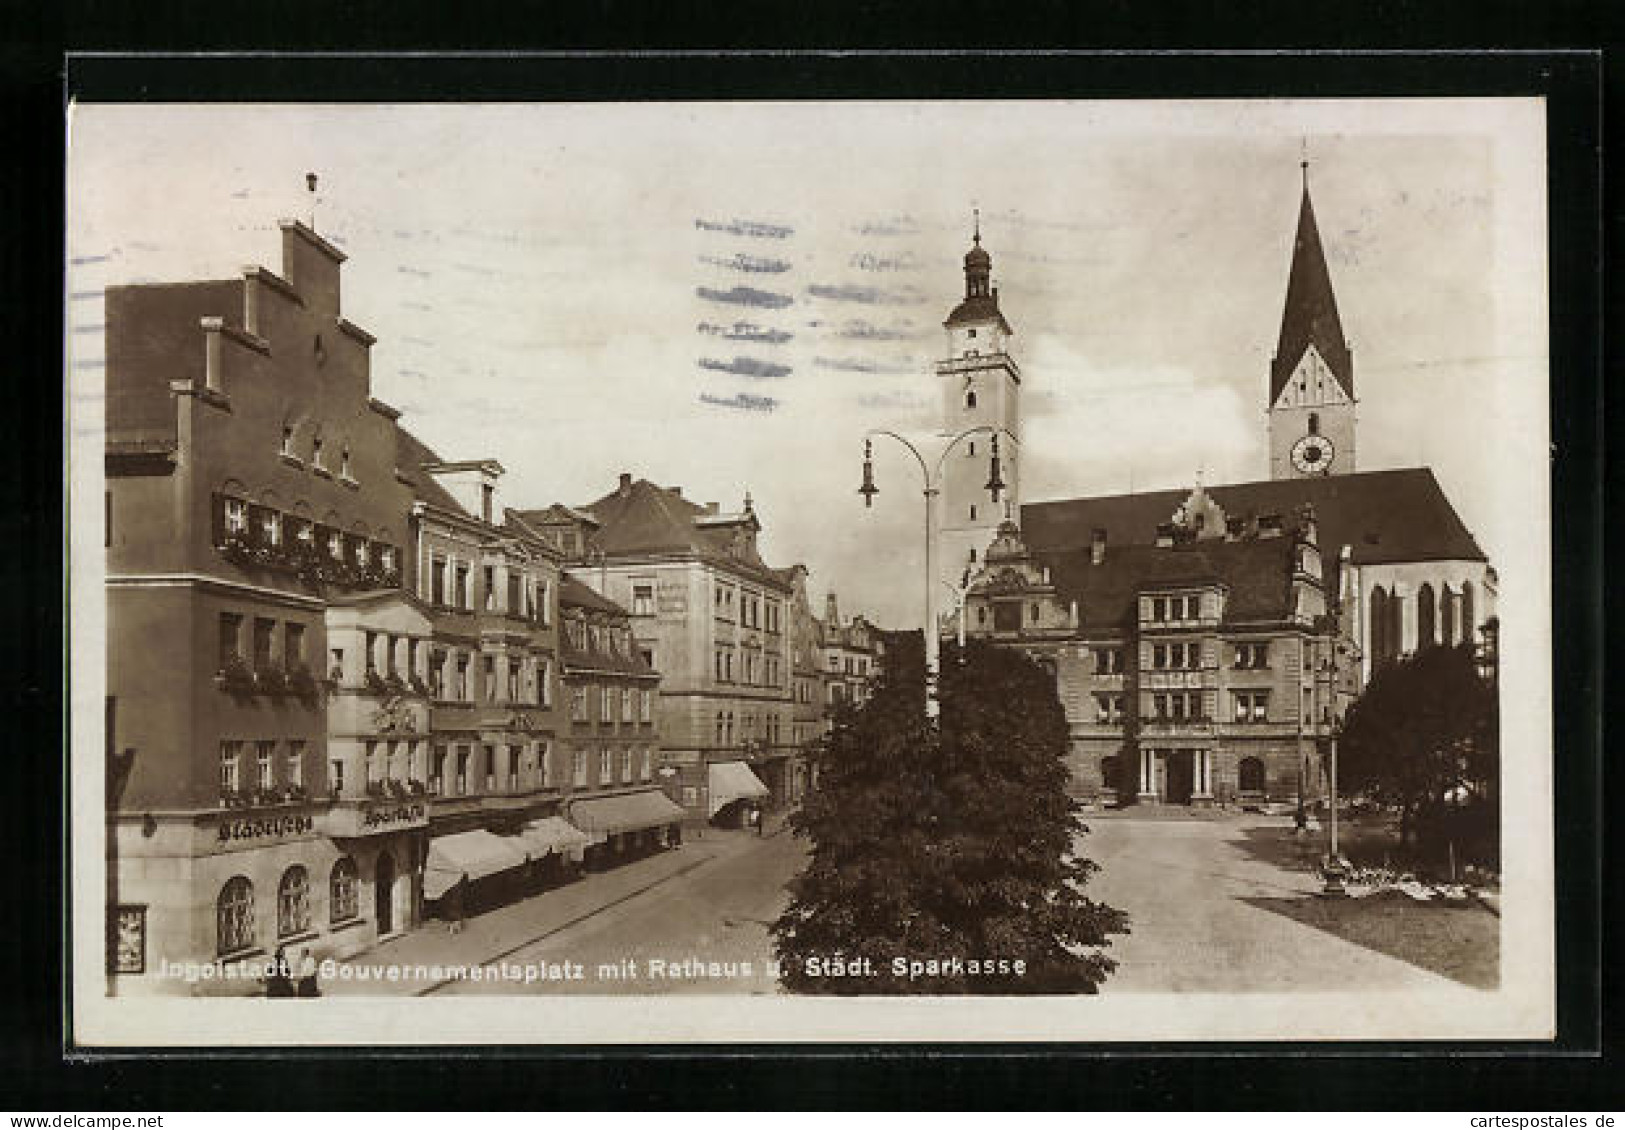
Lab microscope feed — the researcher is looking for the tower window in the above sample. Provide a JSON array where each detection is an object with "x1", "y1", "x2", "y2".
[
  {"x1": 967, "y1": 329, "x2": 977, "y2": 338},
  {"x1": 965, "y1": 390, "x2": 977, "y2": 409},
  {"x1": 969, "y1": 504, "x2": 978, "y2": 521},
  {"x1": 968, "y1": 442, "x2": 976, "y2": 456},
  {"x1": 1308, "y1": 412, "x2": 1320, "y2": 436}
]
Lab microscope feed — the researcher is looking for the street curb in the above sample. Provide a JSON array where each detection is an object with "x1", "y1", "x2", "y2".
[{"x1": 414, "y1": 850, "x2": 717, "y2": 996}]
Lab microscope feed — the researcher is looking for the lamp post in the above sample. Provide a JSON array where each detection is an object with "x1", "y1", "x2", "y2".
[
  {"x1": 860, "y1": 425, "x2": 1014, "y2": 718},
  {"x1": 1316, "y1": 621, "x2": 1359, "y2": 896}
]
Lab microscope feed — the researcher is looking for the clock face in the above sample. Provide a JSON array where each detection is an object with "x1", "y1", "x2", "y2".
[{"x1": 1290, "y1": 433, "x2": 1336, "y2": 475}]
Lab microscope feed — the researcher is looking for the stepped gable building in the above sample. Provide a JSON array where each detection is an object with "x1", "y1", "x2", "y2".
[
  {"x1": 554, "y1": 575, "x2": 678, "y2": 864},
  {"x1": 104, "y1": 218, "x2": 428, "y2": 991},
  {"x1": 958, "y1": 169, "x2": 1497, "y2": 805},
  {"x1": 517, "y1": 474, "x2": 790, "y2": 826},
  {"x1": 818, "y1": 592, "x2": 879, "y2": 713}
]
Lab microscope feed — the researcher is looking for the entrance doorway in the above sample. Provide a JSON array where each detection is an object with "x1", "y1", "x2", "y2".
[
  {"x1": 375, "y1": 851, "x2": 395, "y2": 936},
  {"x1": 1164, "y1": 750, "x2": 1194, "y2": 806}
]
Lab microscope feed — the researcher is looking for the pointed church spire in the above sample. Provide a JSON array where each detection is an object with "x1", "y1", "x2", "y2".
[{"x1": 1270, "y1": 165, "x2": 1353, "y2": 405}]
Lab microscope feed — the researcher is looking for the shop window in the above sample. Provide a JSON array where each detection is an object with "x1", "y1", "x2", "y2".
[
  {"x1": 330, "y1": 858, "x2": 358, "y2": 924},
  {"x1": 216, "y1": 877, "x2": 255, "y2": 956},
  {"x1": 277, "y1": 866, "x2": 311, "y2": 938},
  {"x1": 572, "y1": 749, "x2": 587, "y2": 788}
]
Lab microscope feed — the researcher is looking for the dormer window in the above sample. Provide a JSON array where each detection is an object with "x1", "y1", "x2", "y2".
[
  {"x1": 311, "y1": 436, "x2": 324, "y2": 469},
  {"x1": 340, "y1": 446, "x2": 352, "y2": 479},
  {"x1": 281, "y1": 425, "x2": 294, "y2": 457}
]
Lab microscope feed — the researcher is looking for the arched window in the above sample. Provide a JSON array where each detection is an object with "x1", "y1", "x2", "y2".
[
  {"x1": 1238, "y1": 757, "x2": 1266, "y2": 794},
  {"x1": 330, "y1": 857, "x2": 359, "y2": 924},
  {"x1": 1308, "y1": 411, "x2": 1320, "y2": 436},
  {"x1": 1441, "y1": 586, "x2": 1458, "y2": 646},
  {"x1": 277, "y1": 865, "x2": 311, "y2": 938},
  {"x1": 1417, "y1": 583, "x2": 1437, "y2": 649},
  {"x1": 1387, "y1": 589, "x2": 1403, "y2": 663},
  {"x1": 1461, "y1": 581, "x2": 1475, "y2": 640},
  {"x1": 216, "y1": 876, "x2": 255, "y2": 956},
  {"x1": 1369, "y1": 586, "x2": 1388, "y2": 668}
]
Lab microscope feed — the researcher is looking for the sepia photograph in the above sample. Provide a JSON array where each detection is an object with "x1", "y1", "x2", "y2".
[{"x1": 65, "y1": 95, "x2": 1554, "y2": 1045}]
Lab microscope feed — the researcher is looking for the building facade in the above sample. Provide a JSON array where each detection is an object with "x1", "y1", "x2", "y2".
[
  {"x1": 953, "y1": 171, "x2": 1496, "y2": 805},
  {"x1": 518, "y1": 476, "x2": 792, "y2": 826},
  {"x1": 105, "y1": 220, "x2": 429, "y2": 991}
]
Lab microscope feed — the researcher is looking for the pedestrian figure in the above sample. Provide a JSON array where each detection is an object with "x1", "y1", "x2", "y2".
[
  {"x1": 266, "y1": 945, "x2": 294, "y2": 998},
  {"x1": 295, "y1": 946, "x2": 321, "y2": 998}
]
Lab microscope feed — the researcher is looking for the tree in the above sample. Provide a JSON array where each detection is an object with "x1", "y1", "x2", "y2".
[
  {"x1": 773, "y1": 636, "x2": 1129, "y2": 994},
  {"x1": 1338, "y1": 643, "x2": 1499, "y2": 858}
]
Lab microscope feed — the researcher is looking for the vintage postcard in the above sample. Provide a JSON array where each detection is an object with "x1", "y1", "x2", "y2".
[{"x1": 67, "y1": 96, "x2": 1553, "y2": 1044}]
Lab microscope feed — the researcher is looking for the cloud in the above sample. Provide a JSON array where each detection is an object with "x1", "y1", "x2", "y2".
[
  {"x1": 852, "y1": 216, "x2": 919, "y2": 236},
  {"x1": 812, "y1": 356, "x2": 916, "y2": 375},
  {"x1": 849, "y1": 251, "x2": 919, "y2": 273},
  {"x1": 833, "y1": 318, "x2": 918, "y2": 341},
  {"x1": 700, "y1": 392, "x2": 779, "y2": 412}
]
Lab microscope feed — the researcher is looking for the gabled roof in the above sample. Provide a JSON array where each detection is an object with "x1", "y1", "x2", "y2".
[
  {"x1": 393, "y1": 426, "x2": 466, "y2": 515},
  {"x1": 557, "y1": 575, "x2": 657, "y2": 678},
  {"x1": 1037, "y1": 535, "x2": 1299, "y2": 634},
  {"x1": 1271, "y1": 182, "x2": 1353, "y2": 402},
  {"x1": 515, "y1": 503, "x2": 601, "y2": 530},
  {"x1": 1020, "y1": 468, "x2": 1485, "y2": 602},
  {"x1": 573, "y1": 477, "x2": 790, "y2": 588},
  {"x1": 944, "y1": 293, "x2": 1013, "y2": 334}
]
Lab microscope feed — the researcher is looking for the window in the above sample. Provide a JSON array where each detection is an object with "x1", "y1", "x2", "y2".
[
  {"x1": 330, "y1": 758, "x2": 345, "y2": 796},
  {"x1": 1094, "y1": 694, "x2": 1125, "y2": 725},
  {"x1": 621, "y1": 748, "x2": 633, "y2": 782},
  {"x1": 286, "y1": 741, "x2": 305, "y2": 788},
  {"x1": 572, "y1": 749, "x2": 587, "y2": 787},
  {"x1": 456, "y1": 747, "x2": 470, "y2": 795},
  {"x1": 218, "y1": 613, "x2": 242, "y2": 668},
  {"x1": 600, "y1": 687, "x2": 613, "y2": 723},
  {"x1": 340, "y1": 446, "x2": 352, "y2": 479},
  {"x1": 633, "y1": 584, "x2": 654, "y2": 616},
  {"x1": 508, "y1": 744, "x2": 521, "y2": 791},
  {"x1": 311, "y1": 435, "x2": 324, "y2": 470},
  {"x1": 715, "y1": 712, "x2": 725, "y2": 745},
  {"x1": 454, "y1": 652, "x2": 469, "y2": 700},
  {"x1": 431, "y1": 558, "x2": 447, "y2": 606},
  {"x1": 1233, "y1": 691, "x2": 1269, "y2": 724},
  {"x1": 508, "y1": 658, "x2": 521, "y2": 702},
  {"x1": 641, "y1": 748, "x2": 652, "y2": 781},
  {"x1": 216, "y1": 877, "x2": 255, "y2": 955},
  {"x1": 640, "y1": 687, "x2": 652, "y2": 723},
  {"x1": 538, "y1": 659, "x2": 552, "y2": 707},
  {"x1": 285, "y1": 622, "x2": 306, "y2": 665},
  {"x1": 330, "y1": 858, "x2": 358, "y2": 924},
  {"x1": 571, "y1": 687, "x2": 588, "y2": 722},
  {"x1": 277, "y1": 866, "x2": 311, "y2": 938},
  {"x1": 621, "y1": 688, "x2": 633, "y2": 723},
  {"x1": 482, "y1": 745, "x2": 496, "y2": 791},
  {"x1": 455, "y1": 563, "x2": 470, "y2": 610},
  {"x1": 969, "y1": 504, "x2": 978, "y2": 521},
  {"x1": 1234, "y1": 641, "x2": 1270, "y2": 669},
  {"x1": 539, "y1": 741, "x2": 552, "y2": 788},
  {"x1": 219, "y1": 741, "x2": 241, "y2": 795},
  {"x1": 992, "y1": 603, "x2": 1021, "y2": 632},
  {"x1": 598, "y1": 749, "x2": 613, "y2": 785},
  {"x1": 1308, "y1": 411, "x2": 1320, "y2": 436},
  {"x1": 484, "y1": 656, "x2": 497, "y2": 702},
  {"x1": 281, "y1": 424, "x2": 294, "y2": 456},
  {"x1": 224, "y1": 497, "x2": 247, "y2": 535},
  {"x1": 483, "y1": 565, "x2": 497, "y2": 611},
  {"x1": 253, "y1": 618, "x2": 276, "y2": 670},
  {"x1": 365, "y1": 741, "x2": 381, "y2": 785},
  {"x1": 965, "y1": 389, "x2": 977, "y2": 409}
]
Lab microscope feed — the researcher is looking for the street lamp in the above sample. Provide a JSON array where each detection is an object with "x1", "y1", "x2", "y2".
[{"x1": 859, "y1": 424, "x2": 1016, "y2": 718}]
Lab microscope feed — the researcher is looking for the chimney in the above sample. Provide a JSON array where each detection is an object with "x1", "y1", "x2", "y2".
[
  {"x1": 705, "y1": 501, "x2": 719, "y2": 515},
  {"x1": 1155, "y1": 522, "x2": 1175, "y2": 548},
  {"x1": 1225, "y1": 515, "x2": 1245, "y2": 542},
  {"x1": 670, "y1": 486, "x2": 683, "y2": 498},
  {"x1": 200, "y1": 317, "x2": 224, "y2": 392},
  {"x1": 1258, "y1": 513, "x2": 1284, "y2": 539},
  {"x1": 1090, "y1": 527, "x2": 1106, "y2": 565},
  {"x1": 618, "y1": 472, "x2": 632, "y2": 497},
  {"x1": 825, "y1": 593, "x2": 840, "y2": 626}
]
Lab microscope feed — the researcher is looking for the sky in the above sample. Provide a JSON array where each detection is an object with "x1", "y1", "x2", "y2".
[{"x1": 67, "y1": 100, "x2": 1547, "y2": 629}]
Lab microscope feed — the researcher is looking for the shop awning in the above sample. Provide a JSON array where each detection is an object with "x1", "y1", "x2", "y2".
[
  {"x1": 708, "y1": 760, "x2": 770, "y2": 816},
  {"x1": 423, "y1": 829, "x2": 530, "y2": 900},
  {"x1": 569, "y1": 789, "x2": 687, "y2": 837},
  {"x1": 518, "y1": 815, "x2": 591, "y2": 858}
]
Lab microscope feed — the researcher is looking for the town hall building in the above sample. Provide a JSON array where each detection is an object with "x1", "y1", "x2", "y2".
[{"x1": 954, "y1": 168, "x2": 1498, "y2": 806}]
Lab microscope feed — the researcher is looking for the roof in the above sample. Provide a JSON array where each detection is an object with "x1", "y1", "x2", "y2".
[
  {"x1": 393, "y1": 426, "x2": 467, "y2": 515},
  {"x1": 1020, "y1": 468, "x2": 1485, "y2": 600},
  {"x1": 572, "y1": 477, "x2": 791, "y2": 588},
  {"x1": 1271, "y1": 183, "x2": 1352, "y2": 402},
  {"x1": 105, "y1": 279, "x2": 244, "y2": 448},
  {"x1": 1037, "y1": 534, "x2": 1300, "y2": 634},
  {"x1": 558, "y1": 575, "x2": 657, "y2": 677}
]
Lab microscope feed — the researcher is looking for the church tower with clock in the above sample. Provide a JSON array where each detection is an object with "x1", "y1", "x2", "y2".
[
  {"x1": 937, "y1": 214, "x2": 1021, "y2": 588},
  {"x1": 1268, "y1": 163, "x2": 1357, "y2": 480}
]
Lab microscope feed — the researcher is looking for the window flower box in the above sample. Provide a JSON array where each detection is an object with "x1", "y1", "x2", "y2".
[
  {"x1": 287, "y1": 662, "x2": 320, "y2": 702},
  {"x1": 408, "y1": 674, "x2": 432, "y2": 697},
  {"x1": 255, "y1": 665, "x2": 291, "y2": 695},
  {"x1": 214, "y1": 656, "x2": 257, "y2": 697},
  {"x1": 364, "y1": 670, "x2": 388, "y2": 695},
  {"x1": 364, "y1": 780, "x2": 386, "y2": 800},
  {"x1": 384, "y1": 672, "x2": 409, "y2": 696}
]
